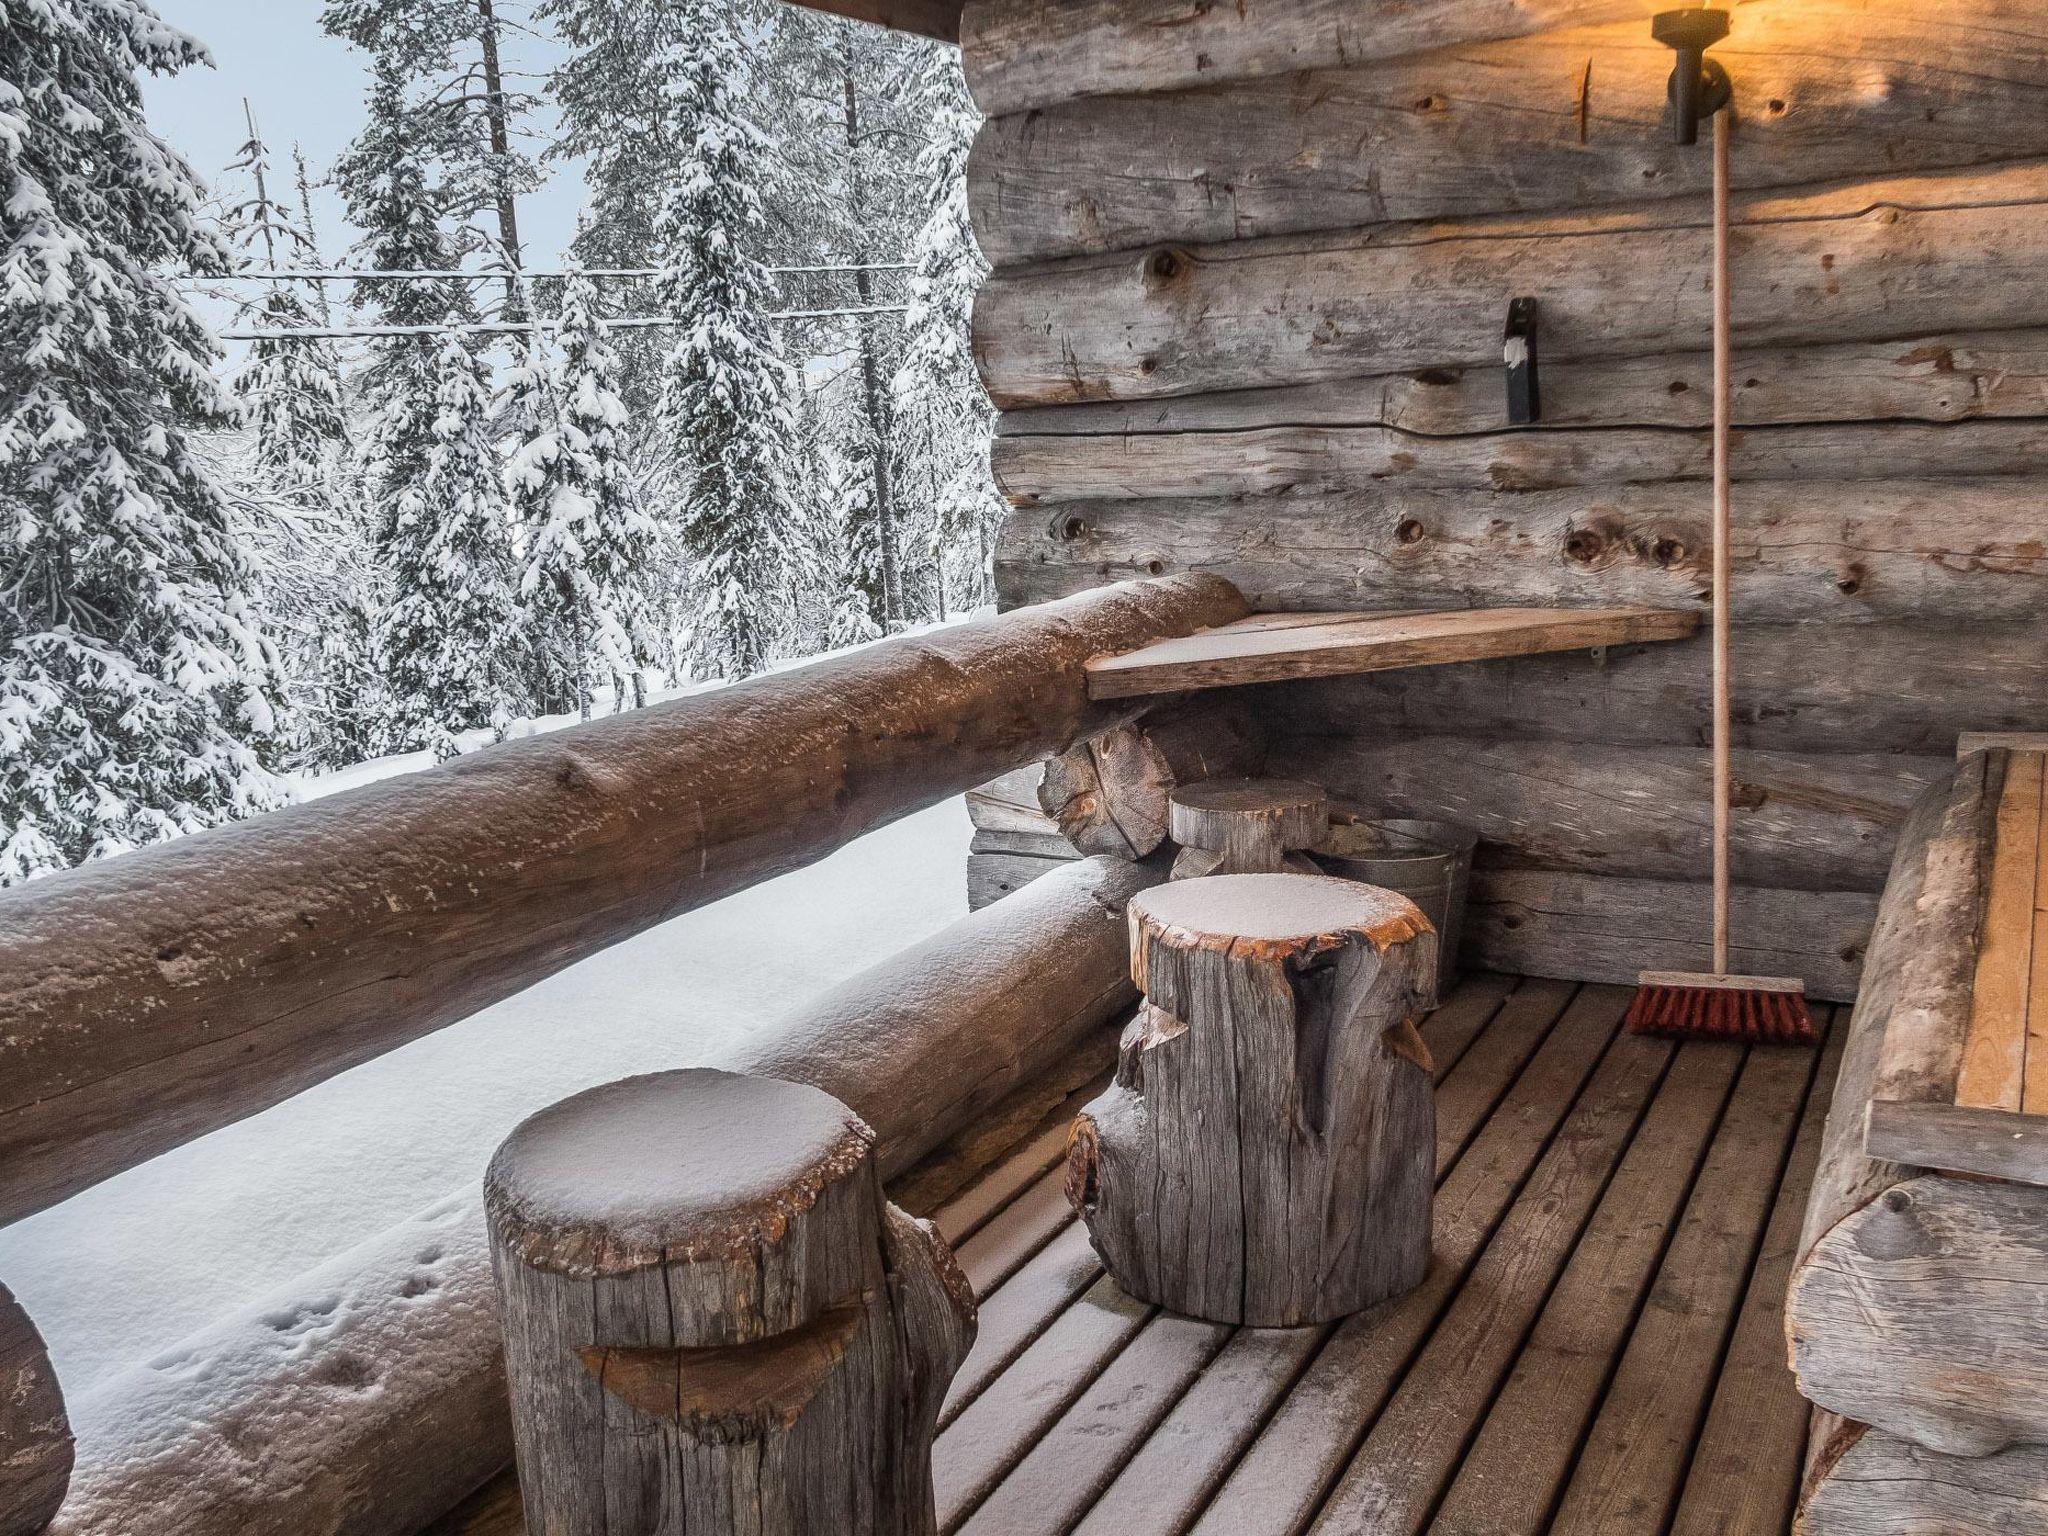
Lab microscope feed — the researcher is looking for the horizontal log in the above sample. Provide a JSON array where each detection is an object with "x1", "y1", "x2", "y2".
[
  {"x1": 1037, "y1": 694, "x2": 1268, "y2": 855},
  {"x1": 967, "y1": 849, "x2": 1072, "y2": 908},
  {"x1": 1269, "y1": 731, "x2": 1944, "y2": 892},
  {"x1": 965, "y1": 762, "x2": 1058, "y2": 840},
  {"x1": 788, "y1": 0, "x2": 959, "y2": 40},
  {"x1": 47, "y1": 855, "x2": 1157, "y2": 1536},
  {"x1": 0, "y1": 574, "x2": 1247, "y2": 1229},
  {"x1": 1801, "y1": 1426, "x2": 2048, "y2": 1536},
  {"x1": 973, "y1": 161, "x2": 2048, "y2": 407},
  {"x1": 992, "y1": 418, "x2": 2048, "y2": 506},
  {"x1": 958, "y1": 0, "x2": 1642, "y2": 118},
  {"x1": 993, "y1": 329, "x2": 2048, "y2": 437},
  {"x1": 1252, "y1": 624, "x2": 2048, "y2": 757},
  {"x1": 969, "y1": 0, "x2": 2048, "y2": 264},
  {"x1": 996, "y1": 479, "x2": 2048, "y2": 623},
  {"x1": 1464, "y1": 868, "x2": 1872, "y2": 1003}
]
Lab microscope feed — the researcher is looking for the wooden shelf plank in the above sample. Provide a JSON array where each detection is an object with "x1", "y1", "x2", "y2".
[{"x1": 1084, "y1": 606, "x2": 1700, "y2": 699}]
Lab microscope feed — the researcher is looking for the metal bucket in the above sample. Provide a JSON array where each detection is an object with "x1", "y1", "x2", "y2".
[{"x1": 1312, "y1": 818, "x2": 1477, "y2": 995}]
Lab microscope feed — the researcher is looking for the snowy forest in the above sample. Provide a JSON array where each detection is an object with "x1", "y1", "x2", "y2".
[{"x1": 0, "y1": 0, "x2": 998, "y2": 886}]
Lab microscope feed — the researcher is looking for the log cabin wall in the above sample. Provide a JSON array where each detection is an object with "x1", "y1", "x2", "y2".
[{"x1": 959, "y1": 0, "x2": 2048, "y2": 1001}]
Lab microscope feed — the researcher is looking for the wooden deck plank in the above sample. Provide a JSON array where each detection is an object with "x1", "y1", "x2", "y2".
[
  {"x1": 941, "y1": 1220, "x2": 1101, "y2": 1429},
  {"x1": 1065, "y1": 975, "x2": 1565, "y2": 1536},
  {"x1": 1423, "y1": 1042, "x2": 1749, "y2": 1536},
  {"x1": 1670, "y1": 1011, "x2": 1846, "y2": 1536},
  {"x1": 953, "y1": 1166, "x2": 1074, "y2": 1297},
  {"x1": 933, "y1": 1273, "x2": 1153, "y2": 1530},
  {"x1": 1084, "y1": 607, "x2": 1700, "y2": 699},
  {"x1": 1546, "y1": 1037, "x2": 1824, "y2": 1535},
  {"x1": 1959, "y1": 751, "x2": 2042, "y2": 1110},
  {"x1": 955, "y1": 1311, "x2": 1232, "y2": 1536},
  {"x1": 930, "y1": 1118, "x2": 1073, "y2": 1248},
  {"x1": 1185, "y1": 985, "x2": 1640, "y2": 1536}
]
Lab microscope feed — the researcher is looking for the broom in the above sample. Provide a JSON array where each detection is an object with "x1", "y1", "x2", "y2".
[{"x1": 1624, "y1": 104, "x2": 1817, "y2": 1048}]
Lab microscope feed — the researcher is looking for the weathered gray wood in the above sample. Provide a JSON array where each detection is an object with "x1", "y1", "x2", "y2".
[
  {"x1": 995, "y1": 329, "x2": 2048, "y2": 438},
  {"x1": 1272, "y1": 733, "x2": 1942, "y2": 894},
  {"x1": 0, "y1": 1284, "x2": 69, "y2": 1536},
  {"x1": 1089, "y1": 607, "x2": 1698, "y2": 698},
  {"x1": 1463, "y1": 869, "x2": 1874, "y2": 1004},
  {"x1": 1036, "y1": 697, "x2": 1266, "y2": 858},
  {"x1": 1792, "y1": 1173, "x2": 2048, "y2": 1459},
  {"x1": 1072, "y1": 874, "x2": 1436, "y2": 1325},
  {"x1": 959, "y1": 0, "x2": 1644, "y2": 117},
  {"x1": 969, "y1": 1, "x2": 2048, "y2": 264},
  {"x1": 994, "y1": 417, "x2": 2048, "y2": 507},
  {"x1": 965, "y1": 763, "x2": 1062, "y2": 845},
  {"x1": 1251, "y1": 624, "x2": 2048, "y2": 758},
  {"x1": 486, "y1": 1070, "x2": 975, "y2": 1535},
  {"x1": 1164, "y1": 778, "x2": 1327, "y2": 876},
  {"x1": 46, "y1": 855, "x2": 1151, "y2": 1536},
  {"x1": 0, "y1": 574, "x2": 1248, "y2": 1229},
  {"x1": 965, "y1": 850, "x2": 1069, "y2": 908},
  {"x1": 997, "y1": 478, "x2": 2048, "y2": 624},
  {"x1": 1800, "y1": 1425, "x2": 2048, "y2": 1536},
  {"x1": 973, "y1": 161, "x2": 2048, "y2": 408}
]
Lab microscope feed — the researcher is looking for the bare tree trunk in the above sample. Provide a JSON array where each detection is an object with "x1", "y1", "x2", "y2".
[
  {"x1": 477, "y1": 0, "x2": 524, "y2": 319},
  {"x1": 840, "y1": 57, "x2": 904, "y2": 626}
]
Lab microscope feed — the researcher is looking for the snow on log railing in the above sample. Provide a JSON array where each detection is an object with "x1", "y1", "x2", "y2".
[{"x1": 0, "y1": 572, "x2": 1248, "y2": 1229}]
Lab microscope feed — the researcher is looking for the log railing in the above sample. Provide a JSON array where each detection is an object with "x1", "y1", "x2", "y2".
[{"x1": 0, "y1": 572, "x2": 1247, "y2": 1229}]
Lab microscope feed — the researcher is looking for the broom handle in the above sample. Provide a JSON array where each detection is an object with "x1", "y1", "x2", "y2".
[{"x1": 1711, "y1": 108, "x2": 1732, "y2": 976}]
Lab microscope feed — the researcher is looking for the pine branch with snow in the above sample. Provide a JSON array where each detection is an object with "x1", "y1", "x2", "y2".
[{"x1": 0, "y1": 0, "x2": 289, "y2": 884}]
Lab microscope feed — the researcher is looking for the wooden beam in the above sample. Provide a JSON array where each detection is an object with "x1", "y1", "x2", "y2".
[
  {"x1": 973, "y1": 161, "x2": 2048, "y2": 409},
  {"x1": 0, "y1": 574, "x2": 1247, "y2": 1229},
  {"x1": 47, "y1": 854, "x2": 1160, "y2": 1536},
  {"x1": 968, "y1": 1, "x2": 2048, "y2": 264},
  {"x1": 1086, "y1": 607, "x2": 1697, "y2": 698},
  {"x1": 783, "y1": 0, "x2": 960, "y2": 41}
]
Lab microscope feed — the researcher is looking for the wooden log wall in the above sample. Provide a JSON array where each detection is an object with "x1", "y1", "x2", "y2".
[{"x1": 963, "y1": 0, "x2": 2048, "y2": 997}]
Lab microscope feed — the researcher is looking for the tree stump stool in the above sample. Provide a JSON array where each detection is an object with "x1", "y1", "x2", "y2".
[
  {"x1": 486, "y1": 1069, "x2": 975, "y2": 1536},
  {"x1": 1068, "y1": 874, "x2": 1438, "y2": 1325},
  {"x1": 0, "y1": 1282, "x2": 70, "y2": 1536},
  {"x1": 1168, "y1": 777, "x2": 1329, "y2": 878}
]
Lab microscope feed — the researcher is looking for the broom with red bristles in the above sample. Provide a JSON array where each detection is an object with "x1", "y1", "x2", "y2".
[{"x1": 1624, "y1": 42, "x2": 1817, "y2": 1049}]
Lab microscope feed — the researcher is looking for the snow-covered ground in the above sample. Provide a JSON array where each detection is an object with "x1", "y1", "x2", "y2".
[{"x1": 0, "y1": 794, "x2": 972, "y2": 1396}]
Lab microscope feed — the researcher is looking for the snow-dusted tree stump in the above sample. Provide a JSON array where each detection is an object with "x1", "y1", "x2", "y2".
[
  {"x1": 1069, "y1": 874, "x2": 1438, "y2": 1326},
  {"x1": 486, "y1": 1069, "x2": 974, "y2": 1536},
  {"x1": 1168, "y1": 777, "x2": 1329, "y2": 878},
  {"x1": 0, "y1": 1281, "x2": 69, "y2": 1536}
]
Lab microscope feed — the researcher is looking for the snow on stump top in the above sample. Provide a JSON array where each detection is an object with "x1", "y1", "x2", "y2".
[
  {"x1": 1075, "y1": 872, "x2": 1438, "y2": 1325},
  {"x1": 1167, "y1": 776, "x2": 1329, "y2": 878},
  {"x1": 485, "y1": 1067, "x2": 974, "y2": 1534}
]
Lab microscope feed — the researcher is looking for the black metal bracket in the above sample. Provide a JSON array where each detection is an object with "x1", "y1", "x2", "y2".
[
  {"x1": 1653, "y1": 7, "x2": 1733, "y2": 145},
  {"x1": 1504, "y1": 297, "x2": 1540, "y2": 426}
]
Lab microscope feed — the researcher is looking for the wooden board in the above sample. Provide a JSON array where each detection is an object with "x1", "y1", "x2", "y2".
[
  {"x1": 1956, "y1": 753, "x2": 2043, "y2": 1110},
  {"x1": 1085, "y1": 607, "x2": 1698, "y2": 699}
]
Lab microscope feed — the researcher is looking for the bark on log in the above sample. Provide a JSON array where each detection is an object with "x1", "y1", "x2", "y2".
[
  {"x1": 959, "y1": 0, "x2": 1644, "y2": 117},
  {"x1": 1036, "y1": 697, "x2": 1267, "y2": 859},
  {"x1": 0, "y1": 574, "x2": 1246, "y2": 1229},
  {"x1": 996, "y1": 478, "x2": 2048, "y2": 624},
  {"x1": 1251, "y1": 624, "x2": 2048, "y2": 758},
  {"x1": 1800, "y1": 1425, "x2": 2048, "y2": 1535},
  {"x1": 486, "y1": 1070, "x2": 973, "y2": 1535},
  {"x1": 994, "y1": 329, "x2": 2048, "y2": 438},
  {"x1": 968, "y1": 1, "x2": 2048, "y2": 264},
  {"x1": 43, "y1": 855, "x2": 1156, "y2": 1536},
  {"x1": 1071, "y1": 874, "x2": 1437, "y2": 1325},
  {"x1": 973, "y1": 161, "x2": 2048, "y2": 408},
  {"x1": 1464, "y1": 869, "x2": 1874, "y2": 1005},
  {"x1": 0, "y1": 1284, "x2": 69, "y2": 1536},
  {"x1": 1271, "y1": 733, "x2": 1943, "y2": 894},
  {"x1": 1166, "y1": 777, "x2": 1328, "y2": 877},
  {"x1": 992, "y1": 418, "x2": 2048, "y2": 508}
]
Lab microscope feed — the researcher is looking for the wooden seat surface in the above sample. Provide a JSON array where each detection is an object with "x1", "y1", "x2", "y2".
[
  {"x1": 430, "y1": 972, "x2": 1835, "y2": 1536},
  {"x1": 1083, "y1": 606, "x2": 1700, "y2": 699}
]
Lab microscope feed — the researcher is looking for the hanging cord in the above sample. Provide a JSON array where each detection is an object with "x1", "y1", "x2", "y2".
[{"x1": 1711, "y1": 106, "x2": 1732, "y2": 975}]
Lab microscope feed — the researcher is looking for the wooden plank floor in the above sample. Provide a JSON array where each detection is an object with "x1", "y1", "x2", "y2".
[{"x1": 934, "y1": 972, "x2": 1841, "y2": 1536}]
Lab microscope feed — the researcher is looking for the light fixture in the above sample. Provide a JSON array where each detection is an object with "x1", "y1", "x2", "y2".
[{"x1": 1652, "y1": 8, "x2": 1733, "y2": 146}]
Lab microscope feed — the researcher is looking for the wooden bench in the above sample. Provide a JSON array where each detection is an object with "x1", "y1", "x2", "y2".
[{"x1": 1789, "y1": 742, "x2": 2048, "y2": 1532}]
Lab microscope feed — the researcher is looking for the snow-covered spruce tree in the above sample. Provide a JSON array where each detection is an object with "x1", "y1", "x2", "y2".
[
  {"x1": 821, "y1": 447, "x2": 884, "y2": 650},
  {"x1": 0, "y1": 0, "x2": 288, "y2": 884},
  {"x1": 219, "y1": 110, "x2": 347, "y2": 496},
  {"x1": 653, "y1": 0, "x2": 806, "y2": 681},
  {"x1": 892, "y1": 44, "x2": 1003, "y2": 615},
  {"x1": 505, "y1": 275, "x2": 654, "y2": 718},
  {"x1": 377, "y1": 336, "x2": 526, "y2": 755}
]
